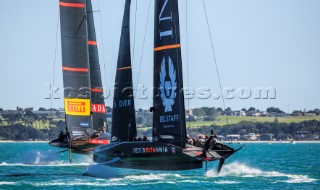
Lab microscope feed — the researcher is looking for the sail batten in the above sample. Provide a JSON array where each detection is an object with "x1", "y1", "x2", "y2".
[
  {"x1": 59, "y1": 2, "x2": 85, "y2": 8},
  {"x1": 62, "y1": 66, "x2": 89, "y2": 72},
  {"x1": 154, "y1": 44, "x2": 181, "y2": 52},
  {"x1": 88, "y1": 40, "x2": 97, "y2": 45}
]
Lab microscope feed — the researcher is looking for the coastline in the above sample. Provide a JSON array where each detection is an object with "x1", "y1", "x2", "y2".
[
  {"x1": 221, "y1": 140, "x2": 320, "y2": 144},
  {"x1": 0, "y1": 140, "x2": 49, "y2": 143}
]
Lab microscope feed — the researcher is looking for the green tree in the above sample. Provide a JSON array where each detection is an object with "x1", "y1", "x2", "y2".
[
  {"x1": 267, "y1": 107, "x2": 284, "y2": 113},
  {"x1": 225, "y1": 107, "x2": 232, "y2": 112},
  {"x1": 193, "y1": 108, "x2": 206, "y2": 118},
  {"x1": 248, "y1": 107, "x2": 256, "y2": 112},
  {"x1": 216, "y1": 107, "x2": 223, "y2": 112},
  {"x1": 38, "y1": 107, "x2": 47, "y2": 111}
]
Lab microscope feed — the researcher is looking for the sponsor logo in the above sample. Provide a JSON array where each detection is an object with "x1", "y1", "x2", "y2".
[
  {"x1": 64, "y1": 98, "x2": 90, "y2": 116},
  {"x1": 111, "y1": 136, "x2": 118, "y2": 142},
  {"x1": 88, "y1": 139, "x2": 109, "y2": 145},
  {"x1": 160, "y1": 115, "x2": 179, "y2": 123},
  {"x1": 91, "y1": 104, "x2": 106, "y2": 113},
  {"x1": 113, "y1": 99, "x2": 132, "y2": 108},
  {"x1": 159, "y1": 0, "x2": 173, "y2": 39},
  {"x1": 133, "y1": 146, "x2": 169, "y2": 154},
  {"x1": 80, "y1": 122, "x2": 90, "y2": 128},
  {"x1": 72, "y1": 130, "x2": 85, "y2": 136},
  {"x1": 160, "y1": 57, "x2": 177, "y2": 112}
]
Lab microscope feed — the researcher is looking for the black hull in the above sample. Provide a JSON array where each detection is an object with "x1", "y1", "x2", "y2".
[
  {"x1": 49, "y1": 138, "x2": 94, "y2": 154},
  {"x1": 93, "y1": 141, "x2": 237, "y2": 171}
]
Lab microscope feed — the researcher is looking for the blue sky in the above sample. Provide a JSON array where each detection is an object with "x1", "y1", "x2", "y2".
[{"x1": 0, "y1": 0, "x2": 319, "y2": 112}]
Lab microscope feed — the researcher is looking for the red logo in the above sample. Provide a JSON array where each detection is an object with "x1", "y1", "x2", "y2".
[
  {"x1": 67, "y1": 101, "x2": 86, "y2": 113},
  {"x1": 91, "y1": 104, "x2": 106, "y2": 113},
  {"x1": 88, "y1": 139, "x2": 109, "y2": 145}
]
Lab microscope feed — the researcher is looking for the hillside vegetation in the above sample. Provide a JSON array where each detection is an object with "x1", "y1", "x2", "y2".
[{"x1": 186, "y1": 116, "x2": 320, "y2": 128}]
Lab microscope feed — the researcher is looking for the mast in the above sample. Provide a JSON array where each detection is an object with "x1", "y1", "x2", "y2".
[
  {"x1": 153, "y1": 0, "x2": 187, "y2": 148},
  {"x1": 59, "y1": 0, "x2": 91, "y2": 140},
  {"x1": 111, "y1": 0, "x2": 137, "y2": 141},
  {"x1": 86, "y1": 0, "x2": 107, "y2": 132}
]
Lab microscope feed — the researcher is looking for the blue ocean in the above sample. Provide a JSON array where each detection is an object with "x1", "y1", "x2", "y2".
[{"x1": 0, "y1": 142, "x2": 319, "y2": 189}]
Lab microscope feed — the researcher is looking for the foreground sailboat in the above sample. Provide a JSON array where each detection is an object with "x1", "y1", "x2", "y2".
[
  {"x1": 93, "y1": 0, "x2": 243, "y2": 173},
  {"x1": 49, "y1": 0, "x2": 110, "y2": 154}
]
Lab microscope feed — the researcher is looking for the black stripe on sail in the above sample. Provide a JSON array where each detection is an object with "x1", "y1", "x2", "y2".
[
  {"x1": 111, "y1": 0, "x2": 137, "y2": 141},
  {"x1": 153, "y1": 0, "x2": 186, "y2": 148}
]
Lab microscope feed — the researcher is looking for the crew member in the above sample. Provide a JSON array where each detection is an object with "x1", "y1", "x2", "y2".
[{"x1": 58, "y1": 131, "x2": 65, "y2": 141}]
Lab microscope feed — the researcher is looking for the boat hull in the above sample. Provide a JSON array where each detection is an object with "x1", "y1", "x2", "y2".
[
  {"x1": 49, "y1": 138, "x2": 95, "y2": 153},
  {"x1": 93, "y1": 141, "x2": 219, "y2": 170}
]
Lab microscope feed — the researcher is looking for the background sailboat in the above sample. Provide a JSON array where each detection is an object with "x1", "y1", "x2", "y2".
[{"x1": 49, "y1": 0, "x2": 109, "y2": 154}]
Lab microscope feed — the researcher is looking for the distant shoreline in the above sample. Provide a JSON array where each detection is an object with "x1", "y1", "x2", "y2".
[
  {"x1": 221, "y1": 140, "x2": 320, "y2": 144},
  {"x1": 0, "y1": 140, "x2": 319, "y2": 144},
  {"x1": 0, "y1": 140, "x2": 49, "y2": 143}
]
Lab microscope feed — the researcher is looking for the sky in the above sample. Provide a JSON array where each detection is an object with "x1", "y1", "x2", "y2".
[{"x1": 0, "y1": 0, "x2": 319, "y2": 112}]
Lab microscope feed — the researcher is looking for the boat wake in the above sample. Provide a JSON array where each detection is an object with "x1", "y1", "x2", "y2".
[
  {"x1": 1, "y1": 150, "x2": 90, "y2": 166},
  {"x1": 84, "y1": 163, "x2": 118, "y2": 178},
  {"x1": 0, "y1": 161, "x2": 89, "y2": 167},
  {"x1": 18, "y1": 150, "x2": 65, "y2": 165},
  {"x1": 3, "y1": 149, "x2": 92, "y2": 166},
  {"x1": 206, "y1": 162, "x2": 317, "y2": 183}
]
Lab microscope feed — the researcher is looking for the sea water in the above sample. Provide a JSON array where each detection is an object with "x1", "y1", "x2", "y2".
[{"x1": 0, "y1": 142, "x2": 319, "y2": 189}]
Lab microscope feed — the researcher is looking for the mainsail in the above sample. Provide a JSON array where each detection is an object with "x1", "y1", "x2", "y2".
[
  {"x1": 153, "y1": 0, "x2": 187, "y2": 148},
  {"x1": 111, "y1": 0, "x2": 137, "y2": 141},
  {"x1": 86, "y1": 0, "x2": 107, "y2": 131},
  {"x1": 60, "y1": 0, "x2": 92, "y2": 140}
]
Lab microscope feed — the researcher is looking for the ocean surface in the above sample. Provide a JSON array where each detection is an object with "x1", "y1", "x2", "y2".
[{"x1": 0, "y1": 142, "x2": 319, "y2": 190}]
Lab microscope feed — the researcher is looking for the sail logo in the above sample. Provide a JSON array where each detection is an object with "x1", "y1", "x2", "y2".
[
  {"x1": 159, "y1": 0, "x2": 173, "y2": 39},
  {"x1": 133, "y1": 147, "x2": 169, "y2": 154},
  {"x1": 160, "y1": 57, "x2": 177, "y2": 112},
  {"x1": 64, "y1": 98, "x2": 90, "y2": 116},
  {"x1": 91, "y1": 104, "x2": 106, "y2": 113},
  {"x1": 80, "y1": 122, "x2": 90, "y2": 128},
  {"x1": 88, "y1": 139, "x2": 109, "y2": 145}
]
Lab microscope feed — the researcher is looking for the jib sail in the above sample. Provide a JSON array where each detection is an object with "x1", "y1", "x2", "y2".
[{"x1": 111, "y1": 0, "x2": 137, "y2": 141}]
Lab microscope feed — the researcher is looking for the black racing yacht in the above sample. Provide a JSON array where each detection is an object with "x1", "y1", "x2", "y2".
[
  {"x1": 93, "y1": 0, "x2": 243, "y2": 173},
  {"x1": 49, "y1": 0, "x2": 110, "y2": 155}
]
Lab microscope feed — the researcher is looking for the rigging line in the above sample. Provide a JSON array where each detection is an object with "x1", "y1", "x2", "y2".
[
  {"x1": 185, "y1": 0, "x2": 191, "y2": 127},
  {"x1": 178, "y1": 0, "x2": 188, "y2": 140},
  {"x1": 50, "y1": 12, "x2": 60, "y2": 114},
  {"x1": 135, "y1": 0, "x2": 151, "y2": 90},
  {"x1": 97, "y1": 0, "x2": 107, "y2": 93},
  {"x1": 132, "y1": 0, "x2": 138, "y2": 70},
  {"x1": 97, "y1": 0, "x2": 109, "y2": 129},
  {"x1": 129, "y1": 0, "x2": 139, "y2": 141},
  {"x1": 86, "y1": 153, "x2": 93, "y2": 160},
  {"x1": 202, "y1": 0, "x2": 227, "y2": 114},
  {"x1": 129, "y1": 1, "x2": 137, "y2": 140}
]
